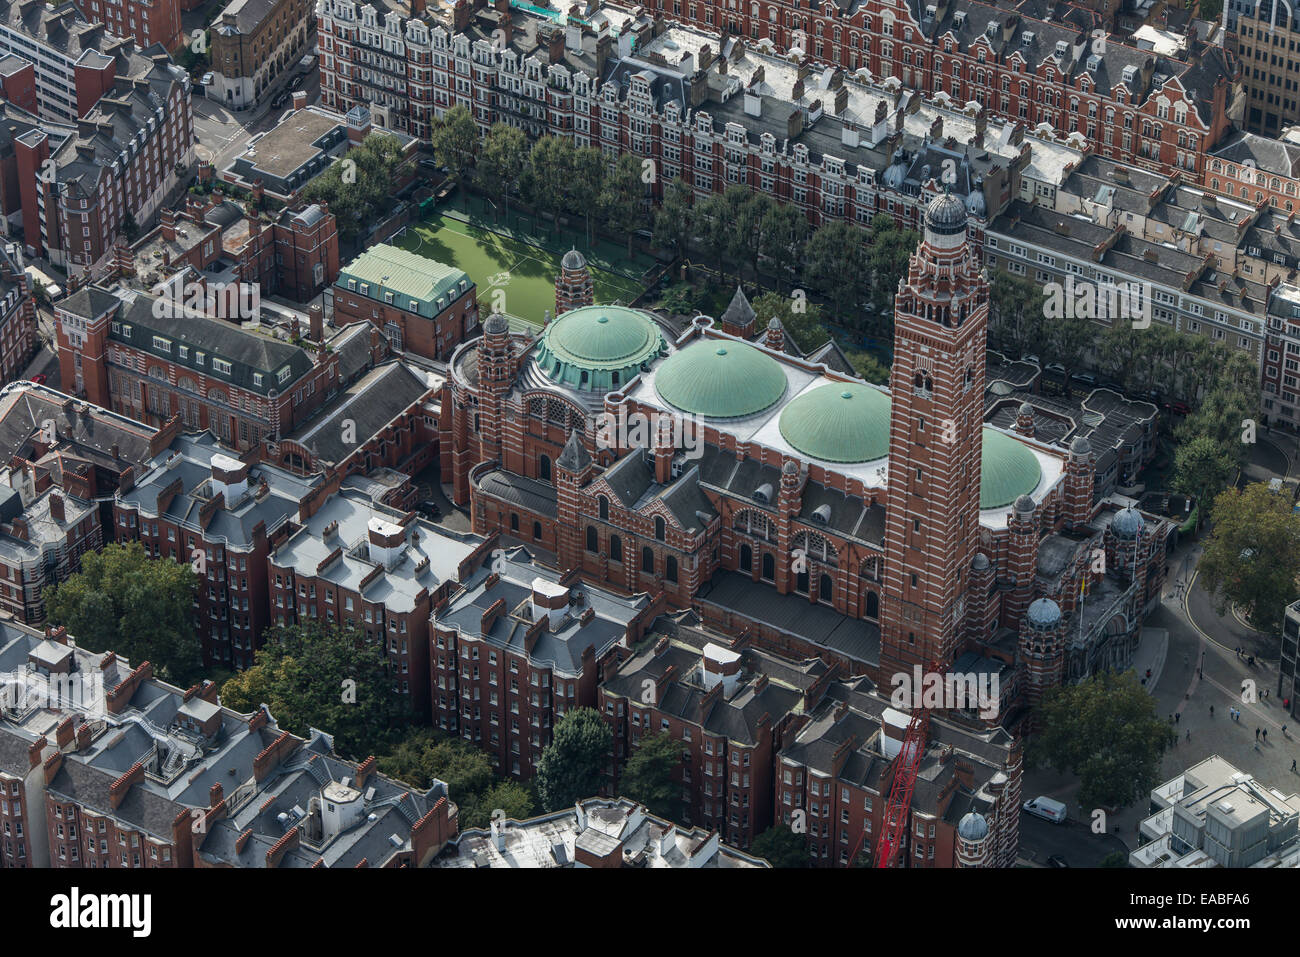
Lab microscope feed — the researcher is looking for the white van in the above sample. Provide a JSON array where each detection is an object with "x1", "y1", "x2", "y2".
[{"x1": 1022, "y1": 796, "x2": 1067, "y2": 824}]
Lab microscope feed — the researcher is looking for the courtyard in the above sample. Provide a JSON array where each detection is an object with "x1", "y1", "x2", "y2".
[{"x1": 396, "y1": 198, "x2": 654, "y2": 325}]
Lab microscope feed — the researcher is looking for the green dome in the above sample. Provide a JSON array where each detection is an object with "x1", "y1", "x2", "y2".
[
  {"x1": 655, "y1": 340, "x2": 787, "y2": 418},
  {"x1": 778, "y1": 383, "x2": 891, "y2": 463},
  {"x1": 535, "y1": 305, "x2": 665, "y2": 391},
  {"x1": 980, "y1": 427, "x2": 1042, "y2": 509}
]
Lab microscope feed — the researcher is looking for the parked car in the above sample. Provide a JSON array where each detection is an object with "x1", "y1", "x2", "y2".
[
  {"x1": 30, "y1": 373, "x2": 46, "y2": 385},
  {"x1": 1022, "y1": 354, "x2": 1041, "y2": 365},
  {"x1": 1070, "y1": 373, "x2": 1098, "y2": 389},
  {"x1": 1044, "y1": 362, "x2": 1066, "y2": 376},
  {"x1": 1023, "y1": 796, "x2": 1068, "y2": 824},
  {"x1": 1046, "y1": 854, "x2": 1070, "y2": 868},
  {"x1": 1164, "y1": 400, "x2": 1192, "y2": 416},
  {"x1": 418, "y1": 158, "x2": 440, "y2": 171},
  {"x1": 418, "y1": 500, "x2": 441, "y2": 518},
  {"x1": 200, "y1": 72, "x2": 214, "y2": 87}
]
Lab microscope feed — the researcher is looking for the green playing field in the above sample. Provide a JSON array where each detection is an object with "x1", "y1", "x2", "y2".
[{"x1": 396, "y1": 213, "x2": 646, "y2": 326}]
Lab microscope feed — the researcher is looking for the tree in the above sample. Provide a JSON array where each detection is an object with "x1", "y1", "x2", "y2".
[
  {"x1": 1044, "y1": 312, "x2": 1094, "y2": 383},
  {"x1": 1100, "y1": 851, "x2": 1130, "y2": 868},
  {"x1": 751, "y1": 290, "x2": 828, "y2": 354},
  {"x1": 866, "y1": 214, "x2": 920, "y2": 336},
  {"x1": 219, "y1": 621, "x2": 408, "y2": 758},
  {"x1": 523, "y1": 135, "x2": 576, "y2": 232},
  {"x1": 652, "y1": 176, "x2": 694, "y2": 261},
  {"x1": 461, "y1": 780, "x2": 536, "y2": 830},
  {"x1": 600, "y1": 152, "x2": 647, "y2": 255},
  {"x1": 1197, "y1": 482, "x2": 1300, "y2": 636},
  {"x1": 430, "y1": 104, "x2": 479, "y2": 209},
  {"x1": 535, "y1": 707, "x2": 612, "y2": 811},
  {"x1": 988, "y1": 269, "x2": 1044, "y2": 359},
  {"x1": 1199, "y1": 0, "x2": 1223, "y2": 20},
  {"x1": 750, "y1": 825, "x2": 809, "y2": 868},
  {"x1": 1172, "y1": 435, "x2": 1237, "y2": 520},
  {"x1": 377, "y1": 728, "x2": 494, "y2": 795},
  {"x1": 303, "y1": 132, "x2": 406, "y2": 244},
  {"x1": 689, "y1": 192, "x2": 733, "y2": 276},
  {"x1": 732, "y1": 192, "x2": 776, "y2": 282},
  {"x1": 45, "y1": 541, "x2": 199, "y2": 686},
  {"x1": 759, "y1": 201, "x2": 809, "y2": 291},
  {"x1": 619, "y1": 733, "x2": 682, "y2": 821},
  {"x1": 804, "y1": 221, "x2": 869, "y2": 325},
  {"x1": 478, "y1": 123, "x2": 529, "y2": 220},
  {"x1": 1032, "y1": 670, "x2": 1176, "y2": 809},
  {"x1": 843, "y1": 348, "x2": 892, "y2": 384},
  {"x1": 121, "y1": 211, "x2": 140, "y2": 243},
  {"x1": 569, "y1": 146, "x2": 607, "y2": 247}
]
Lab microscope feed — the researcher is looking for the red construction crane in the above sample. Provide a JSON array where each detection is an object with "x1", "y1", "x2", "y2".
[{"x1": 873, "y1": 705, "x2": 932, "y2": 868}]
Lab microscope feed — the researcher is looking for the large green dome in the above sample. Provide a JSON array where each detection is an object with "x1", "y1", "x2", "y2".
[
  {"x1": 980, "y1": 427, "x2": 1042, "y2": 509},
  {"x1": 535, "y1": 305, "x2": 666, "y2": 391},
  {"x1": 779, "y1": 383, "x2": 891, "y2": 463},
  {"x1": 655, "y1": 340, "x2": 787, "y2": 418}
]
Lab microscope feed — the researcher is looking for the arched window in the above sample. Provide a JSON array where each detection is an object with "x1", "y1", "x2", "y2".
[
  {"x1": 510, "y1": 513, "x2": 519, "y2": 533},
  {"x1": 539, "y1": 454, "x2": 551, "y2": 482},
  {"x1": 666, "y1": 556, "x2": 678, "y2": 584},
  {"x1": 598, "y1": 495, "x2": 609, "y2": 520},
  {"x1": 654, "y1": 516, "x2": 666, "y2": 541},
  {"x1": 740, "y1": 543, "x2": 753, "y2": 571},
  {"x1": 819, "y1": 574, "x2": 833, "y2": 603},
  {"x1": 533, "y1": 521, "x2": 542, "y2": 540},
  {"x1": 610, "y1": 535, "x2": 623, "y2": 562},
  {"x1": 797, "y1": 568, "x2": 809, "y2": 594},
  {"x1": 865, "y1": 591, "x2": 880, "y2": 618},
  {"x1": 586, "y1": 526, "x2": 597, "y2": 552},
  {"x1": 762, "y1": 552, "x2": 775, "y2": 581},
  {"x1": 642, "y1": 547, "x2": 655, "y2": 574}
]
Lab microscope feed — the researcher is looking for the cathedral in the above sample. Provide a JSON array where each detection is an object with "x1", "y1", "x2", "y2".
[{"x1": 439, "y1": 192, "x2": 1170, "y2": 729}]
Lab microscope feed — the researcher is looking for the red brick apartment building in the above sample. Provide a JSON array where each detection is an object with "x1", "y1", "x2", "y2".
[
  {"x1": 334, "y1": 243, "x2": 478, "y2": 362},
  {"x1": 74, "y1": 0, "x2": 182, "y2": 52},
  {"x1": 0, "y1": 243, "x2": 37, "y2": 384},
  {"x1": 0, "y1": 480, "x2": 102, "y2": 624},
  {"x1": 599, "y1": 624, "x2": 832, "y2": 850},
  {"x1": 126, "y1": 195, "x2": 340, "y2": 307},
  {"x1": 113, "y1": 430, "x2": 340, "y2": 669},
  {"x1": 0, "y1": 621, "x2": 457, "y2": 868},
  {"x1": 55, "y1": 285, "x2": 340, "y2": 451},
  {"x1": 431, "y1": 545, "x2": 663, "y2": 780},
  {"x1": 17, "y1": 41, "x2": 194, "y2": 274},
  {"x1": 269, "y1": 487, "x2": 495, "y2": 719},
  {"x1": 0, "y1": 53, "x2": 36, "y2": 112}
]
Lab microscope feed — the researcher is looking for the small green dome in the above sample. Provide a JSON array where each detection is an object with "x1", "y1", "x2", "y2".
[
  {"x1": 655, "y1": 340, "x2": 787, "y2": 418},
  {"x1": 778, "y1": 383, "x2": 891, "y2": 463},
  {"x1": 980, "y1": 427, "x2": 1042, "y2": 509},
  {"x1": 535, "y1": 305, "x2": 665, "y2": 391}
]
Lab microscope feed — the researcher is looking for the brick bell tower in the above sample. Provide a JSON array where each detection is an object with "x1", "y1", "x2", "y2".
[{"x1": 880, "y1": 192, "x2": 989, "y2": 681}]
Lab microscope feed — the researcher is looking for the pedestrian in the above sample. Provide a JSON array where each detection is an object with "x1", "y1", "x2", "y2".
[
  {"x1": 1175, "y1": 712, "x2": 1181, "y2": 724},
  {"x1": 1263, "y1": 729, "x2": 1268, "y2": 742},
  {"x1": 1184, "y1": 653, "x2": 1189, "y2": 667},
  {"x1": 1186, "y1": 729, "x2": 1190, "y2": 741},
  {"x1": 1146, "y1": 668, "x2": 1152, "y2": 679},
  {"x1": 1210, "y1": 705, "x2": 1215, "y2": 717},
  {"x1": 1293, "y1": 759, "x2": 1297, "y2": 772},
  {"x1": 1256, "y1": 727, "x2": 1260, "y2": 740}
]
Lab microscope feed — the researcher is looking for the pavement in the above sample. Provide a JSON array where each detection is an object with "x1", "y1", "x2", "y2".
[{"x1": 1018, "y1": 435, "x2": 1300, "y2": 866}]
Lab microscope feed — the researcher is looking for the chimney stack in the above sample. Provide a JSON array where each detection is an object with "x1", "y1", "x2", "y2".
[{"x1": 48, "y1": 492, "x2": 65, "y2": 524}]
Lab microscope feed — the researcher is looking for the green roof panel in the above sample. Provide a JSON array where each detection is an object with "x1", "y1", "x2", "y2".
[
  {"x1": 654, "y1": 340, "x2": 787, "y2": 418},
  {"x1": 534, "y1": 305, "x2": 666, "y2": 391},
  {"x1": 980, "y1": 427, "x2": 1042, "y2": 509},
  {"x1": 778, "y1": 383, "x2": 891, "y2": 463},
  {"x1": 337, "y1": 244, "x2": 472, "y2": 318}
]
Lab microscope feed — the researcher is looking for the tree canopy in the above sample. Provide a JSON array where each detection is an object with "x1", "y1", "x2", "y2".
[
  {"x1": 219, "y1": 621, "x2": 408, "y2": 759},
  {"x1": 303, "y1": 132, "x2": 406, "y2": 244},
  {"x1": 1031, "y1": 670, "x2": 1176, "y2": 809},
  {"x1": 1197, "y1": 482, "x2": 1300, "y2": 636},
  {"x1": 619, "y1": 733, "x2": 682, "y2": 821},
  {"x1": 535, "y1": 707, "x2": 612, "y2": 812},
  {"x1": 750, "y1": 825, "x2": 810, "y2": 868},
  {"x1": 45, "y1": 541, "x2": 199, "y2": 686}
]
